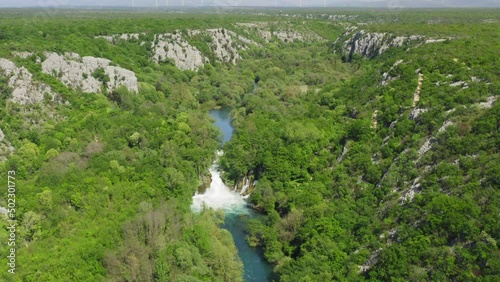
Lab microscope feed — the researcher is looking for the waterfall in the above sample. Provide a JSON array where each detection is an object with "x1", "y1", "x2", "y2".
[
  {"x1": 240, "y1": 177, "x2": 250, "y2": 195},
  {"x1": 191, "y1": 159, "x2": 249, "y2": 215}
]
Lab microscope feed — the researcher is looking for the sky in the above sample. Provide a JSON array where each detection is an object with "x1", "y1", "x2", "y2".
[{"x1": 0, "y1": 0, "x2": 498, "y2": 7}]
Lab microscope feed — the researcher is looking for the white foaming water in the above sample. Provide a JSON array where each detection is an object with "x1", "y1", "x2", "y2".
[
  {"x1": 240, "y1": 178, "x2": 250, "y2": 195},
  {"x1": 191, "y1": 164, "x2": 249, "y2": 215}
]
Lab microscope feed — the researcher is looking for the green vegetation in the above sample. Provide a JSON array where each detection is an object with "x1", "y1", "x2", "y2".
[{"x1": 0, "y1": 7, "x2": 499, "y2": 282}]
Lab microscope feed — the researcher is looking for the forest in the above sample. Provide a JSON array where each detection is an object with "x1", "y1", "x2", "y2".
[{"x1": 0, "y1": 7, "x2": 499, "y2": 282}]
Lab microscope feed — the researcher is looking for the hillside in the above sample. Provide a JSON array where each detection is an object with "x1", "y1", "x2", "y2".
[{"x1": 0, "y1": 8, "x2": 498, "y2": 281}]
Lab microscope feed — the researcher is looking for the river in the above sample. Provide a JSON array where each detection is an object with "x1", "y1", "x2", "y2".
[{"x1": 191, "y1": 107, "x2": 272, "y2": 282}]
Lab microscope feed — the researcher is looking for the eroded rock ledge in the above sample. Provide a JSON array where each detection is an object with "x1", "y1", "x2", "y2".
[
  {"x1": 41, "y1": 52, "x2": 138, "y2": 94},
  {"x1": 152, "y1": 32, "x2": 208, "y2": 71},
  {"x1": 336, "y1": 28, "x2": 451, "y2": 61},
  {"x1": 0, "y1": 58, "x2": 55, "y2": 104}
]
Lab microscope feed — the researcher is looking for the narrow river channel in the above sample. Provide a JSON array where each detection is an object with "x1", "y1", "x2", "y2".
[{"x1": 191, "y1": 107, "x2": 272, "y2": 282}]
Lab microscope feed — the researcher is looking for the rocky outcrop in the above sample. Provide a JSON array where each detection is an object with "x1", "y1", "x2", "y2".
[
  {"x1": 41, "y1": 52, "x2": 138, "y2": 93},
  {"x1": 233, "y1": 172, "x2": 257, "y2": 197},
  {"x1": 12, "y1": 51, "x2": 34, "y2": 59},
  {"x1": 337, "y1": 143, "x2": 349, "y2": 163},
  {"x1": 417, "y1": 138, "x2": 433, "y2": 158},
  {"x1": 0, "y1": 58, "x2": 55, "y2": 104},
  {"x1": 326, "y1": 14, "x2": 359, "y2": 21},
  {"x1": 381, "y1": 59, "x2": 403, "y2": 86},
  {"x1": 95, "y1": 33, "x2": 144, "y2": 44},
  {"x1": 410, "y1": 108, "x2": 428, "y2": 120},
  {"x1": 438, "y1": 121, "x2": 454, "y2": 133},
  {"x1": 409, "y1": 71, "x2": 426, "y2": 120},
  {"x1": 450, "y1": 81, "x2": 469, "y2": 89},
  {"x1": 263, "y1": 29, "x2": 324, "y2": 43},
  {"x1": 338, "y1": 28, "x2": 452, "y2": 61},
  {"x1": 198, "y1": 171, "x2": 212, "y2": 194},
  {"x1": 478, "y1": 96, "x2": 497, "y2": 109},
  {"x1": 341, "y1": 30, "x2": 424, "y2": 60},
  {"x1": 206, "y1": 28, "x2": 242, "y2": 64},
  {"x1": 0, "y1": 206, "x2": 8, "y2": 215},
  {"x1": 358, "y1": 248, "x2": 383, "y2": 274},
  {"x1": 151, "y1": 33, "x2": 207, "y2": 71},
  {"x1": 0, "y1": 128, "x2": 14, "y2": 162},
  {"x1": 413, "y1": 72, "x2": 424, "y2": 107},
  {"x1": 371, "y1": 110, "x2": 379, "y2": 129},
  {"x1": 227, "y1": 30, "x2": 260, "y2": 48}
]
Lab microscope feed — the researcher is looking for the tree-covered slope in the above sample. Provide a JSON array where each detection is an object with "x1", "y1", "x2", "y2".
[
  {"x1": 0, "y1": 8, "x2": 498, "y2": 282},
  {"x1": 219, "y1": 11, "x2": 499, "y2": 281}
]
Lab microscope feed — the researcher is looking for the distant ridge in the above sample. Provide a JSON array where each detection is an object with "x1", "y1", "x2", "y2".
[{"x1": 0, "y1": 0, "x2": 499, "y2": 8}]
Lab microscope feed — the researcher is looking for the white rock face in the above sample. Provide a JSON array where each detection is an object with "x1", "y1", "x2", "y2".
[
  {"x1": 0, "y1": 142, "x2": 15, "y2": 162},
  {"x1": 410, "y1": 108, "x2": 428, "y2": 120},
  {"x1": 438, "y1": 121, "x2": 454, "y2": 133},
  {"x1": 226, "y1": 30, "x2": 260, "y2": 48},
  {"x1": 381, "y1": 59, "x2": 403, "y2": 86},
  {"x1": 413, "y1": 73, "x2": 424, "y2": 107},
  {"x1": 152, "y1": 33, "x2": 207, "y2": 71},
  {"x1": 0, "y1": 127, "x2": 14, "y2": 162},
  {"x1": 470, "y1": 76, "x2": 481, "y2": 83},
  {"x1": 418, "y1": 138, "x2": 433, "y2": 157},
  {"x1": 425, "y1": 38, "x2": 447, "y2": 44},
  {"x1": 12, "y1": 51, "x2": 34, "y2": 59},
  {"x1": 401, "y1": 177, "x2": 421, "y2": 204},
  {"x1": 95, "y1": 35, "x2": 114, "y2": 43},
  {"x1": 13, "y1": 51, "x2": 42, "y2": 63},
  {"x1": 341, "y1": 30, "x2": 425, "y2": 59},
  {"x1": 206, "y1": 28, "x2": 241, "y2": 64},
  {"x1": 450, "y1": 81, "x2": 468, "y2": 88},
  {"x1": 371, "y1": 109, "x2": 379, "y2": 129},
  {"x1": 478, "y1": 96, "x2": 498, "y2": 109},
  {"x1": 327, "y1": 14, "x2": 358, "y2": 21},
  {"x1": 0, "y1": 206, "x2": 8, "y2": 214},
  {"x1": 339, "y1": 27, "x2": 452, "y2": 58},
  {"x1": 409, "y1": 72, "x2": 426, "y2": 120},
  {"x1": 0, "y1": 58, "x2": 54, "y2": 104},
  {"x1": 41, "y1": 52, "x2": 138, "y2": 93},
  {"x1": 259, "y1": 30, "x2": 272, "y2": 41},
  {"x1": 265, "y1": 29, "x2": 323, "y2": 43},
  {"x1": 340, "y1": 29, "x2": 450, "y2": 60}
]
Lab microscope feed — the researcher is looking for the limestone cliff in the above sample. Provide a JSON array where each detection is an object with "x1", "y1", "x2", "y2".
[
  {"x1": 206, "y1": 28, "x2": 242, "y2": 64},
  {"x1": 151, "y1": 32, "x2": 208, "y2": 71},
  {"x1": 0, "y1": 127, "x2": 14, "y2": 162},
  {"x1": 336, "y1": 28, "x2": 450, "y2": 61},
  {"x1": 41, "y1": 52, "x2": 138, "y2": 94},
  {"x1": 0, "y1": 58, "x2": 55, "y2": 104}
]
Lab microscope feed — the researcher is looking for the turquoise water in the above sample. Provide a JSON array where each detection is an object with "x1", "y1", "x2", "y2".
[
  {"x1": 209, "y1": 107, "x2": 234, "y2": 144},
  {"x1": 202, "y1": 107, "x2": 273, "y2": 282},
  {"x1": 224, "y1": 213, "x2": 273, "y2": 282}
]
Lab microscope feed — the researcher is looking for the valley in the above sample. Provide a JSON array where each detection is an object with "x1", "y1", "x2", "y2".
[{"x1": 0, "y1": 7, "x2": 498, "y2": 281}]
